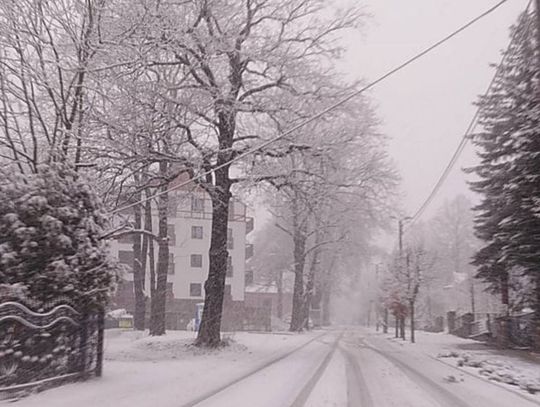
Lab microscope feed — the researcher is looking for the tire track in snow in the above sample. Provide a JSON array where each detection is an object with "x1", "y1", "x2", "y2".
[
  {"x1": 358, "y1": 337, "x2": 471, "y2": 407},
  {"x1": 180, "y1": 332, "x2": 331, "y2": 407},
  {"x1": 339, "y1": 344, "x2": 374, "y2": 407},
  {"x1": 289, "y1": 332, "x2": 343, "y2": 407}
]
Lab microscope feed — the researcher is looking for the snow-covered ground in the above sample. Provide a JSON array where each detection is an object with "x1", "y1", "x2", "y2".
[
  {"x1": 365, "y1": 327, "x2": 540, "y2": 403},
  {"x1": 6, "y1": 327, "x2": 540, "y2": 407},
  {"x1": 6, "y1": 329, "x2": 323, "y2": 407},
  {"x1": 304, "y1": 349, "x2": 347, "y2": 407}
]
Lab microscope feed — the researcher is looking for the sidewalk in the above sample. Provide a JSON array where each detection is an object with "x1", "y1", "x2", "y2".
[{"x1": 368, "y1": 327, "x2": 540, "y2": 398}]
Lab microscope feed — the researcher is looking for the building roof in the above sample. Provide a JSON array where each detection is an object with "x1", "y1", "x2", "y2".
[
  {"x1": 245, "y1": 283, "x2": 292, "y2": 294},
  {"x1": 245, "y1": 283, "x2": 278, "y2": 294}
]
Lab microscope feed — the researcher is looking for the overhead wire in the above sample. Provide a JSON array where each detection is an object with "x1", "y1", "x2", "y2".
[
  {"x1": 406, "y1": 0, "x2": 533, "y2": 229},
  {"x1": 111, "y1": 0, "x2": 511, "y2": 215}
]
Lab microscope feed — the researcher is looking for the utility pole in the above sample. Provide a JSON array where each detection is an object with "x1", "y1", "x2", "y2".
[
  {"x1": 398, "y1": 219, "x2": 405, "y2": 255},
  {"x1": 397, "y1": 216, "x2": 412, "y2": 254},
  {"x1": 395, "y1": 216, "x2": 411, "y2": 340},
  {"x1": 399, "y1": 218, "x2": 406, "y2": 340}
]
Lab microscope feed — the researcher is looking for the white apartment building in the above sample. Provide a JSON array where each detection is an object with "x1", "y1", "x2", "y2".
[{"x1": 110, "y1": 175, "x2": 254, "y2": 312}]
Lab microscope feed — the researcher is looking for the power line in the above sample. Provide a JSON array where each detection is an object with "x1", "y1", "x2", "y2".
[
  {"x1": 407, "y1": 0, "x2": 532, "y2": 229},
  {"x1": 112, "y1": 0, "x2": 511, "y2": 215}
]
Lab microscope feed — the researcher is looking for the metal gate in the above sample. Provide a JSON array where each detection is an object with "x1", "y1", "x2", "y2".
[{"x1": 0, "y1": 298, "x2": 104, "y2": 399}]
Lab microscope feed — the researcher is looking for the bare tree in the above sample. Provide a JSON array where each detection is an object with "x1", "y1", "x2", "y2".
[
  {"x1": 127, "y1": 0, "x2": 366, "y2": 346},
  {"x1": 260, "y1": 98, "x2": 397, "y2": 331},
  {"x1": 0, "y1": 0, "x2": 111, "y2": 170}
]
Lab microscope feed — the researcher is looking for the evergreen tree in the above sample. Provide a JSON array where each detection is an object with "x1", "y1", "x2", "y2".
[
  {"x1": 469, "y1": 13, "x2": 531, "y2": 304},
  {"x1": 0, "y1": 164, "x2": 117, "y2": 308},
  {"x1": 470, "y1": 10, "x2": 540, "y2": 347},
  {"x1": 497, "y1": 12, "x2": 540, "y2": 343}
]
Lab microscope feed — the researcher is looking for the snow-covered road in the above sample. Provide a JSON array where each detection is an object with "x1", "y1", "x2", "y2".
[
  {"x1": 6, "y1": 328, "x2": 540, "y2": 407},
  {"x1": 190, "y1": 333, "x2": 340, "y2": 407},
  {"x1": 339, "y1": 329, "x2": 540, "y2": 407}
]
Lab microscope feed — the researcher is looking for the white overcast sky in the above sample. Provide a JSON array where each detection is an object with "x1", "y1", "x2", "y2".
[{"x1": 339, "y1": 0, "x2": 528, "y2": 220}]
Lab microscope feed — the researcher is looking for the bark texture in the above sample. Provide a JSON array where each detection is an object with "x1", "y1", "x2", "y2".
[{"x1": 150, "y1": 163, "x2": 169, "y2": 336}]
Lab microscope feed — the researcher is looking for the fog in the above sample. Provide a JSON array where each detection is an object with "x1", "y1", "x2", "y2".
[
  {"x1": 2, "y1": 1, "x2": 539, "y2": 405},
  {"x1": 340, "y1": 0, "x2": 526, "y2": 219}
]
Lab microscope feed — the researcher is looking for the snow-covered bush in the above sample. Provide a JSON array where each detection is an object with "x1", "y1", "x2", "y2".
[{"x1": 0, "y1": 164, "x2": 117, "y2": 308}]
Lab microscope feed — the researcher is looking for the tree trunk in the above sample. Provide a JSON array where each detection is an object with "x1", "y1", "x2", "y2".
[
  {"x1": 469, "y1": 275, "x2": 476, "y2": 315},
  {"x1": 409, "y1": 300, "x2": 415, "y2": 343},
  {"x1": 400, "y1": 316, "x2": 406, "y2": 340},
  {"x1": 145, "y1": 194, "x2": 156, "y2": 330},
  {"x1": 395, "y1": 314, "x2": 399, "y2": 338},
  {"x1": 303, "y1": 282, "x2": 313, "y2": 330},
  {"x1": 276, "y1": 268, "x2": 283, "y2": 319},
  {"x1": 383, "y1": 308, "x2": 388, "y2": 333},
  {"x1": 321, "y1": 285, "x2": 331, "y2": 326},
  {"x1": 535, "y1": 273, "x2": 540, "y2": 351},
  {"x1": 534, "y1": 0, "x2": 540, "y2": 352},
  {"x1": 496, "y1": 270, "x2": 511, "y2": 347},
  {"x1": 132, "y1": 200, "x2": 145, "y2": 331},
  {"x1": 150, "y1": 162, "x2": 169, "y2": 336},
  {"x1": 290, "y1": 217, "x2": 307, "y2": 332},
  {"x1": 196, "y1": 170, "x2": 231, "y2": 347},
  {"x1": 140, "y1": 189, "x2": 149, "y2": 285},
  {"x1": 303, "y1": 244, "x2": 320, "y2": 330},
  {"x1": 320, "y1": 256, "x2": 336, "y2": 326}
]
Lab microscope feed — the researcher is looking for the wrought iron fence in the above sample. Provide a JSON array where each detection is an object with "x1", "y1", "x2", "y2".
[{"x1": 0, "y1": 298, "x2": 104, "y2": 399}]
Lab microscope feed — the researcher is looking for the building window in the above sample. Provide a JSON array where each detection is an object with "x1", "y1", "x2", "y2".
[
  {"x1": 190, "y1": 283, "x2": 202, "y2": 297},
  {"x1": 226, "y1": 256, "x2": 233, "y2": 277},
  {"x1": 227, "y1": 228, "x2": 234, "y2": 249},
  {"x1": 191, "y1": 196, "x2": 204, "y2": 212},
  {"x1": 168, "y1": 253, "x2": 175, "y2": 275},
  {"x1": 168, "y1": 224, "x2": 176, "y2": 246},
  {"x1": 245, "y1": 269, "x2": 254, "y2": 286},
  {"x1": 118, "y1": 250, "x2": 134, "y2": 269},
  {"x1": 245, "y1": 243, "x2": 254, "y2": 259},
  {"x1": 191, "y1": 225, "x2": 203, "y2": 239},
  {"x1": 191, "y1": 254, "x2": 203, "y2": 268}
]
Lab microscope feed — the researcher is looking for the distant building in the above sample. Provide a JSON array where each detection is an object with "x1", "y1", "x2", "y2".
[
  {"x1": 109, "y1": 172, "x2": 255, "y2": 330},
  {"x1": 244, "y1": 283, "x2": 293, "y2": 320}
]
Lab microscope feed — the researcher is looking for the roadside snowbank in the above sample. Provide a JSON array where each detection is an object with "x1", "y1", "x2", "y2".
[
  {"x1": 378, "y1": 329, "x2": 540, "y2": 398},
  {"x1": 438, "y1": 350, "x2": 540, "y2": 394},
  {"x1": 104, "y1": 329, "x2": 248, "y2": 361}
]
